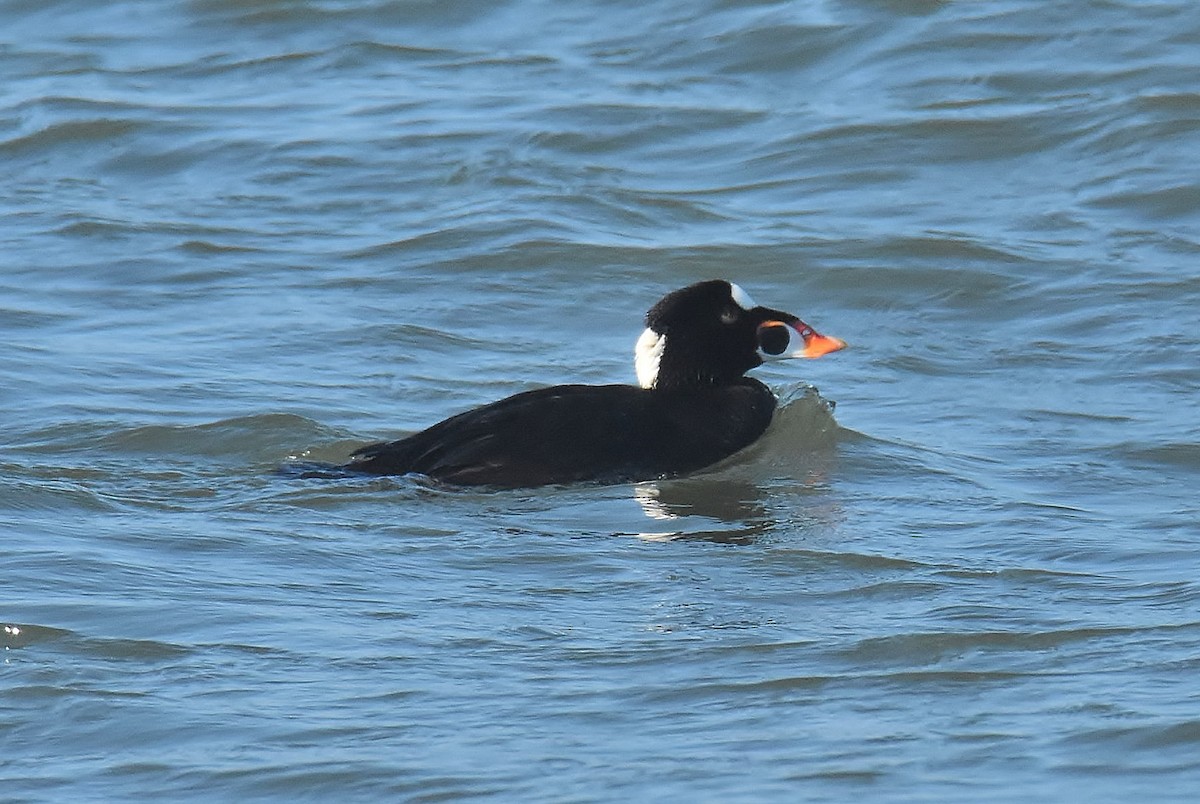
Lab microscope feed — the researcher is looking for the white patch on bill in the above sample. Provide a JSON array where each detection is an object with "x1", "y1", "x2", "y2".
[
  {"x1": 756, "y1": 322, "x2": 798, "y2": 361},
  {"x1": 635, "y1": 327, "x2": 666, "y2": 389},
  {"x1": 729, "y1": 282, "x2": 757, "y2": 311}
]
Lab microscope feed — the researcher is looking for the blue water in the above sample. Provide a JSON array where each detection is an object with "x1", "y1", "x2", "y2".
[{"x1": 4, "y1": 0, "x2": 1199, "y2": 800}]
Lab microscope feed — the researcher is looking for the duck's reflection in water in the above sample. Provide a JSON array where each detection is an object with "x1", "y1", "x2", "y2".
[
  {"x1": 630, "y1": 441, "x2": 840, "y2": 544},
  {"x1": 632, "y1": 478, "x2": 773, "y2": 544}
]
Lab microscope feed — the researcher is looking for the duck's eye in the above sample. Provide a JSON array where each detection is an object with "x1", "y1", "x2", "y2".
[
  {"x1": 719, "y1": 307, "x2": 739, "y2": 325},
  {"x1": 757, "y1": 322, "x2": 792, "y2": 355}
]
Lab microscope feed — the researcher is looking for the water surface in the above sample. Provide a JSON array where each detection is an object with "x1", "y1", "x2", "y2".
[{"x1": 3, "y1": 0, "x2": 1199, "y2": 800}]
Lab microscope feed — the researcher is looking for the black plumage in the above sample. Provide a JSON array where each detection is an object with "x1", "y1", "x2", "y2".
[{"x1": 344, "y1": 280, "x2": 843, "y2": 488}]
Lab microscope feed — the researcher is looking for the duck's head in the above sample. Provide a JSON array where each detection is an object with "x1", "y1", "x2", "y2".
[{"x1": 635, "y1": 280, "x2": 845, "y2": 390}]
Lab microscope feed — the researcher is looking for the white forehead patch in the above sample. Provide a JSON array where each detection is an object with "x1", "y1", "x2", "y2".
[
  {"x1": 729, "y1": 282, "x2": 757, "y2": 311},
  {"x1": 635, "y1": 327, "x2": 666, "y2": 389}
]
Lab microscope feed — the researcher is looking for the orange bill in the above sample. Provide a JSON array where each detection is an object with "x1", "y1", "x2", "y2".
[{"x1": 793, "y1": 321, "x2": 847, "y2": 358}]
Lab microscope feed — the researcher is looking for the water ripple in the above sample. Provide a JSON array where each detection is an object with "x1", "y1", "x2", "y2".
[{"x1": 4, "y1": 0, "x2": 1199, "y2": 800}]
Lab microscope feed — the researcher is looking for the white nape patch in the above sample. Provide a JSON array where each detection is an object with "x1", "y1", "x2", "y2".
[
  {"x1": 729, "y1": 282, "x2": 757, "y2": 311},
  {"x1": 635, "y1": 327, "x2": 666, "y2": 389}
]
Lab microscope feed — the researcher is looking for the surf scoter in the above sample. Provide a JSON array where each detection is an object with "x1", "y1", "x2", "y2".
[{"x1": 346, "y1": 280, "x2": 845, "y2": 488}]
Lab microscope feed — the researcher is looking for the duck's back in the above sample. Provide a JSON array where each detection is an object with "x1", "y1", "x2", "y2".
[{"x1": 346, "y1": 381, "x2": 777, "y2": 487}]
